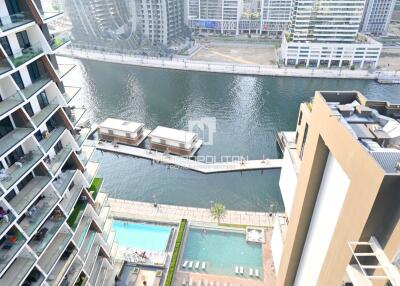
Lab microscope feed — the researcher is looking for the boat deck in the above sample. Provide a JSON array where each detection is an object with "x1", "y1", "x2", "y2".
[{"x1": 95, "y1": 141, "x2": 282, "y2": 174}]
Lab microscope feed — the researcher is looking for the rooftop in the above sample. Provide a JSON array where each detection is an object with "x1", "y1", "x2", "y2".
[
  {"x1": 150, "y1": 126, "x2": 197, "y2": 144},
  {"x1": 99, "y1": 118, "x2": 144, "y2": 134},
  {"x1": 319, "y1": 91, "x2": 400, "y2": 174}
]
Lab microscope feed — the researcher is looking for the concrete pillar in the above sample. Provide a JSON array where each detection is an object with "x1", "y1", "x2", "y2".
[
  {"x1": 328, "y1": 60, "x2": 331, "y2": 68},
  {"x1": 317, "y1": 59, "x2": 320, "y2": 68}
]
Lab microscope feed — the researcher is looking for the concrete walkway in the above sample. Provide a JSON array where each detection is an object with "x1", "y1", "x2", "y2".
[
  {"x1": 96, "y1": 141, "x2": 282, "y2": 174},
  {"x1": 59, "y1": 46, "x2": 400, "y2": 81},
  {"x1": 109, "y1": 198, "x2": 283, "y2": 227}
]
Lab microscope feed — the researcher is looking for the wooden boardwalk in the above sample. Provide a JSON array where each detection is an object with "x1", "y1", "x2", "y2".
[{"x1": 95, "y1": 141, "x2": 282, "y2": 174}]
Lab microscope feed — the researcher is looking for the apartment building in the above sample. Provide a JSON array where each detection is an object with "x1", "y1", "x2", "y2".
[
  {"x1": 360, "y1": 0, "x2": 397, "y2": 36},
  {"x1": 281, "y1": 0, "x2": 382, "y2": 68},
  {"x1": 0, "y1": 0, "x2": 116, "y2": 285},
  {"x1": 273, "y1": 91, "x2": 400, "y2": 286},
  {"x1": 187, "y1": 0, "x2": 291, "y2": 35}
]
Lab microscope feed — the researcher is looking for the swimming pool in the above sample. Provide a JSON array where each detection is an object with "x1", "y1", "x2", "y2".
[
  {"x1": 181, "y1": 227, "x2": 263, "y2": 278},
  {"x1": 112, "y1": 220, "x2": 171, "y2": 252}
]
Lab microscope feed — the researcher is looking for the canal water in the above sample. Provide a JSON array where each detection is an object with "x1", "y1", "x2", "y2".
[{"x1": 61, "y1": 57, "x2": 400, "y2": 212}]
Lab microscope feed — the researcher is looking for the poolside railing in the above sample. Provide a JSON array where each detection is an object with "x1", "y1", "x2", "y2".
[{"x1": 165, "y1": 219, "x2": 187, "y2": 286}]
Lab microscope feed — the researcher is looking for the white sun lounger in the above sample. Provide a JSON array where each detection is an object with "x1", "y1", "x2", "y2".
[
  {"x1": 195, "y1": 261, "x2": 200, "y2": 269},
  {"x1": 255, "y1": 268, "x2": 260, "y2": 278},
  {"x1": 235, "y1": 266, "x2": 239, "y2": 274},
  {"x1": 182, "y1": 279, "x2": 187, "y2": 286},
  {"x1": 189, "y1": 278, "x2": 193, "y2": 286},
  {"x1": 240, "y1": 266, "x2": 244, "y2": 275},
  {"x1": 202, "y1": 261, "x2": 206, "y2": 270},
  {"x1": 249, "y1": 268, "x2": 253, "y2": 276},
  {"x1": 182, "y1": 260, "x2": 188, "y2": 268},
  {"x1": 188, "y1": 261, "x2": 193, "y2": 269}
]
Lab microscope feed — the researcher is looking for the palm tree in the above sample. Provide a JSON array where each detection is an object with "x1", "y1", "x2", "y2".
[{"x1": 210, "y1": 202, "x2": 227, "y2": 225}]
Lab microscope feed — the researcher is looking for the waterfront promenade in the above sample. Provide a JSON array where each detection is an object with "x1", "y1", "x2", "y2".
[
  {"x1": 59, "y1": 46, "x2": 400, "y2": 80},
  {"x1": 109, "y1": 198, "x2": 283, "y2": 227},
  {"x1": 96, "y1": 140, "x2": 282, "y2": 173}
]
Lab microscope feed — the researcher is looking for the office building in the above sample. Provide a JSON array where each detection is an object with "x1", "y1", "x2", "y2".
[
  {"x1": 0, "y1": 0, "x2": 116, "y2": 284},
  {"x1": 273, "y1": 91, "x2": 400, "y2": 286},
  {"x1": 281, "y1": 0, "x2": 382, "y2": 69},
  {"x1": 360, "y1": 0, "x2": 397, "y2": 36}
]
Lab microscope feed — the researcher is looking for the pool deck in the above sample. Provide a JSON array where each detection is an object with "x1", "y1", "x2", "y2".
[
  {"x1": 96, "y1": 140, "x2": 283, "y2": 174},
  {"x1": 109, "y1": 198, "x2": 284, "y2": 227}
]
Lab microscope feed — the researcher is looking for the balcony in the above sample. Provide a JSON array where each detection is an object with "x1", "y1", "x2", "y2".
[
  {"x1": 0, "y1": 228, "x2": 27, "y2": 276},
  {"x1": 38, "y1": 229, "x2": 72, "y2": 273},
  {"x1": 23, "y1": 267, "x2": 45, "y2": 285},
  {"x1": 0, "y1": 127, "x2": 34, "y2": 158},
  {"x1": 28, "y1": 210, "x2": 66, "y2": 255},
  {"x1": 63, "y1": 86, "x2": 81, "y2": 104},
  {"x1": 0, "y1": 209, "x2": 16, "y2": 237},
  {"x1": 49, "y1": 32, "x2": 71, "y2": 51},
  {"x1": 0, "y1": 148, "x2": 43, "y2": 191},
  {"x1": 46, "y1": 145, "x2": 73, "y2": 175},
  {"x1": 0, "y1": 91, "x2": 24, "y2": 118},
  {"x1": 74, "y1": 127, "x2": 91, "y2": 148},
  {"x1": 47, "y1": 246, "x2": 77, "y2": 286},
  {"x1": 31, "y1": 103, "x2": 58, "y2": 127},
  {"x1": 73, "y1": 215, "x2": 91, "y2": 247},
  {"x1": 65, "y1": 107, "x2": 86, "y2": 127},
  {"x1": 80, "y1": 230, "x2": 96, "y2": 262},
  {"x1": 0, "y1": 247, "x2": 36, "y2": 285},
  {"x1": 88, "y1": 256, "x2": 103, "y2": 285},
  {"x1": 84, "y1": 242, "x2": 100, "y2": 274},
  {"x1": 19, "y1": 195, "x2": 59, "y2": 236},
  {"x1": 61, "y1": 259, "x2": 83, "y2": 286},
  {"x1": 84, "y1": 162, "x2": 100, "y2": 186},
  {"x1": 78, "y1": 146, "x2": 95, "y2": 167},
  {"x1": 20, "y1": 75, "x2": 51, "y2": 100},
  {"x1": 40, "y1": 126, "x2": 66, "y2": 153},
  {"x1": 9, "y1": 43, "x2": 44, "y2": 68},
  {"x1": 67, "y1": 200, "x2": 87, "y2": 231},
  {"x1": 35, "y1": 0, "x2": 63, "y2": 22},
  {"x1": 52, "y1": 169, "x2": 76, "y2": 196},
  {"x1": 8, "y1": 175, "x2": 51, "y2": 214},
  {"x1": 0, "y1": 12, "x2": 33, "y2": 33},
  {"x1": 0, "y1": 58, "x2": 12, "y2": 76},
  {"x1": 57, "y1": 64, "x2": 75, "y2": 79},
  {"x1": 60, "y1": 184, "x2": 84, "y2": 216}
]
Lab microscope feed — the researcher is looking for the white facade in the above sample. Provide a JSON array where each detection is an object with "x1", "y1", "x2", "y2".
[
  {"x1": 281, "y1": 33, "x2": 382, "y2": 68},
  {"x1": 188, "y1": 0, "x2": 291, "y2": 35},
  {"x1": 361, "y1": 0, "x2": 397, "y2": 36},
  {"x1": 0, "y1": 1, "x2": 115, "y2": 284}
]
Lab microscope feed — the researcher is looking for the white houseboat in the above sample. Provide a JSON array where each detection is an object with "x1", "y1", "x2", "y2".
[
  {"x1": 149, "y1": 126, "x2": 203, "y2": 156},
  {"x1": 98, "y1": 118, "x2": 150, "y2": 146}
]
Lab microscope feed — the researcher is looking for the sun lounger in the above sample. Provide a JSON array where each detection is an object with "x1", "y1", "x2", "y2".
[
  {"x1": 188, "y1": 261, "x2": 193, "y2": 269},
  {"x1": 189, "y1": 278, "x2": 193, "y2": 286},
  {"x1": 204, "y1": 280, "x2": 209, "y2": 286},
  {"x1": 182, "y1": 279, "x2": 187, "y2": 285},
  {"x1": 240, "y1": 266, "x2": 244, "y2": 275},
  {"x1": 183, "y1": 260, "x2": 188, "y2": 268},
  {"x1": 235, "y1": 266, "x2": 239, "y2": 274},
  {"x1": 202, "y1": 261, "x2": 206, "y2": 270},
  {"x1": 195, "y1": 261, "x2": 200, "y2": 269},
  {"x1": 249, "y1": 268, "x2": 253, "y2": 276},
  {"x1": 255, "y1": 268, "x2": 259, "y2": 277}
]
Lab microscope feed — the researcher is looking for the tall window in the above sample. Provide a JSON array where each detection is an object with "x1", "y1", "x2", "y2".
[
  {"x1": 37, "y1": 92, "x2": 49, "y2": 109},
  {"x1": 300, "y1": 123, "x2": 308, "y2": 159},
  {"x1": 23, "y1": 102, "x2": 34, "y2": 117},
  {"x1": 4, "y1": 0, "x2": 21, "y2": 15},
  {"x1": 12, "y1": 71, "x2": 24, "y2": 89},
  {"x1": 16, "y1": 31, "x2": 30, "y2": 49},
  {"x1": 0, "y1": 116, "x2": 14, "y2": 139},
  {"x1": 0, "y1": 37, "x2": 13, "y2": 56},
  {"x1": 27, "y1": 61, "x2": 41, "y2": 81}
]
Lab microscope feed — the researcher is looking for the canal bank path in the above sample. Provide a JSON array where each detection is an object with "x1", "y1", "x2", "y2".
[
  {"x1": 59, "y1": 46, "x2": 400, "y2": 81},
  {"x1": 109, "y1": 198, "x2": 284, "y2": 228}
]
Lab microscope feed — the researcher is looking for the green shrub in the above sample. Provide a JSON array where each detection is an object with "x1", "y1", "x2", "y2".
[{"x1": 164, "y1": 219, "x2": 187, "y2": 286}]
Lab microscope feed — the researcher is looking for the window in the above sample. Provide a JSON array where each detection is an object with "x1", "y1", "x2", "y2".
[
  {"x1": 126, "y1": 132, "x2": 131, "y2": 138},
  {"x1": 4, "y1": 0, "x2": 21, "y2": 15},
  {"x1": 300, "y1": 123, "x2": 309, "y2": 159},
  {"x1": 0, "y1": 116, "x2": 14, "y2": 139},
  {"x1": 27, "y1": 61, "x2": 41, "y2": 81},
  {"x1": 160, "y1": 139, "x2": 166, "y2": 145},
  {"x1": 24, "y1": 102, "x2": 34, "y2": 117},
  {"x1": 34, "y1": 130, "x2": 43, "y2": 142},
  {"x1": 6, "y1": 146, "x2": 24, "y2": 167},
  {"x1": 12, "y1": 71, "x2": 24, "y2": 89},
  {"x1": 0, "y1": 36, "x2": 13, "y2": 57},
  {"x1": 54, "y1": 141, "x2": 63, "y2": 154},
  {"x1": 37, "y1": 92, "x2": 49, "y2": 109},
  {"x1": 16, "y1": 31, "x2": 30, "y2": 49},
  {"x1": 108, "y1": 129, "x2": 114, "y2": 135},
  {"x1": 16, "y1": 172, "x2": 34, "y2": 191},
  {"x1": 46, "y1": 117, "x2": 57, "y2": 132}
]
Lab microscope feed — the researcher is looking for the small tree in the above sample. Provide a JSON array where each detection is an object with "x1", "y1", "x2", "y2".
[{"x1": 210, "y1": 202, "x2": 227, "y2": 224}]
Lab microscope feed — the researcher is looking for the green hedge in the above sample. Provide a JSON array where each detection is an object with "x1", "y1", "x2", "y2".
[
  {"x1": 165, "y1": 219, "x2": 187, "y2": 286},
  {"x1": 89, "y1": 177, "x2": 103, "y2": 199}
]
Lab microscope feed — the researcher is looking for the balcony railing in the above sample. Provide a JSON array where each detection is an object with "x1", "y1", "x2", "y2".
[
  {"x1": 31, "y1": 103, "x2": 58, "y2": 127},
  {"x1": 52, "y1": 169, "x2": 76, "y2": 196},
  {"x1": 0, "y1": 91, "x2": 24, "y2": 118},
  {"x1": 20, "y1": 75, "x2": 51, "y2": 100},
  {"x1": 60, "y1": 184, "x2": 84, "y2": 215},
  {"x1": 80, "y1": 230, "x2": 96, "y2": 262},
  {"x1": 38, "y1": 230, "x2": 72, "y2": 273},
  {"x1": 0, "y1": 230, "x2": 27, "y2": 275},
  {"x1": 47, "y1": 247, "x2": 77, "y2": 286},
  {"x1": 0, "y1": 126, "x2": 34, "y2": 158},
  {"x1": 74, "y1": 214, "x2": 91, "y2": 247},
  {"x1": 0, "y1": 248, "x2": 36, "y2": 285},
  {"x1": 0, "y1": 148, "x2": 43, "y2": 191},
  {"x1": 84, "y1": 162, "x2": 99, "y2": 186},
  {"x1": 40, "y1": 126, "x2": 66, "y2": 153},
  {"x1": 74, "y1": 128, "x2": 91, "y2": 148},
  {"x1": 77, "y1": 146, "x2": 95, "y2": 167},
  {"x1": 0, "y1": 211, "x2": 15, "y2": 237},
  {"x1": 0, "y1": 58, "x2": 12, "y2": 76},
  {"x1": 63, "y1": 86, "x2": 81, "y2": 104},
  {"x1": 57, "y1": 64, "x2": 75, "y2": 78},
  {"x1": 65, "y1": 107, "x2": 86, "y2": 127},
  {"x1": 46, "y1": 145, "x2": 72, "y2": 175},
  {"x1": 0, "y1": 12, "x2": 33, "y2": 33},
  {"x1": 49, "y1": 32, "x2": 71, "y2": 51},
  {"x1": 8, "y1": 175, "x2": 52, "y2": 214},
  {"x1": 19, "y1": 196, "x2": 59, "y2": 236},
  {"x1": 9, "y1": 43, "x2": 44, "y2": 67}
]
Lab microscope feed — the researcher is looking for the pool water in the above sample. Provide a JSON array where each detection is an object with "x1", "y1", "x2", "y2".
[
  {"x1": 112, "y1": 220, "x2": 171, "y2": 252},
  {"x1": 181, "y1": 227, "x2": 263, "y2": 278}
]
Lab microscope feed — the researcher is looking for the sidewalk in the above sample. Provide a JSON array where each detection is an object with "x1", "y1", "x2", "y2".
[{"x1": 109, "y1": 198, "x2": 283, "y2": 227}]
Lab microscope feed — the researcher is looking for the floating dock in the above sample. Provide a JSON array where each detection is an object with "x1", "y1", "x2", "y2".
[{"x1": 95, "y1": 141, "x2": 282, "y2": 174}]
